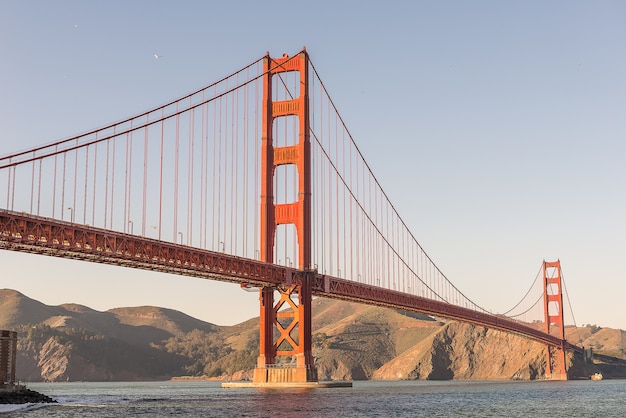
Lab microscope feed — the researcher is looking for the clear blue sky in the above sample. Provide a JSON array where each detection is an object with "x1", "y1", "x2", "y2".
[{"x1": 1, "y1": 1, "x2": 625, "y2": 329}]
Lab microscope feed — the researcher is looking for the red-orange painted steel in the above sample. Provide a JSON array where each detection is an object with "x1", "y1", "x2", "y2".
[
  {"x1": 0, "y1": 210, "x2": 285, "y2": 287},
  {"x1": 258, "y1": 50, "x2": 277, "y2": 370},
  {"x1": 314, "y1": 273, "x2": 579, "y2": 352},
  {"x1": 256, "y1": 49, "x2": 315, "y2": 382},
  {"x1": 543, "y1": 260, "x2": 568, "y2": 379}
]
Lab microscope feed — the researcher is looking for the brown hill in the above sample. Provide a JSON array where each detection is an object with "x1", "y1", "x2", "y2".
[
  {"x1": 108, "y1": 306, "x2": 217, "y2": 336},
  {"x1": 0, "y1": 289, "x2": 213, "y2": 381},
  {"x1": 0, "y1": 289, "x2": 68, "y2": 329},
  {"x1": 577, "y1": 325, "x2": 626, "y2": 358},
  {"x1": 1, "y1": 289, "x2": 623, "y2": 382}
]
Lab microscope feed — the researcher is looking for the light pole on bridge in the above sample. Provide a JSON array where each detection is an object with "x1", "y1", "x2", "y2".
[{"x1": 66, "y1": 207, "x2": 74, "y2": 222}]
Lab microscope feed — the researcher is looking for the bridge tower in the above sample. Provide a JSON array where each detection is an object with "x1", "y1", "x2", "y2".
[
  {"x1": 543, "y1": 260, "x2": 568, "y2": 380},
  {"x1": 253, "y1": 50, "x2": 317, "y2": 384}
]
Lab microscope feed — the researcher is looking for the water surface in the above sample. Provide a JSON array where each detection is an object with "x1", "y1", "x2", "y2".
[{"x1": 2, "y1": 379, "x2": 624, "y2": 417}]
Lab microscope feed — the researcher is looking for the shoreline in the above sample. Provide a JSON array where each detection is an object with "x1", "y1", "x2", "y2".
[{"x1": 0, "y1": 385, "x2": 57, "y2": 404}]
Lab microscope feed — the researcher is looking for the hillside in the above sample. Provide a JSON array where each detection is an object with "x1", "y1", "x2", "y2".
[
  {"x1": 1, "y1": 289, "x2": 623, "y2": 382},
  {"x1": 575, "y1": 325, "x2": 626, "y2": 359}
]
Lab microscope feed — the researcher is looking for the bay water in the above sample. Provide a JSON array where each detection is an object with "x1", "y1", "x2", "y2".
[{"x1": 2, "y1": 379, "x2": 625, "y2": 417}]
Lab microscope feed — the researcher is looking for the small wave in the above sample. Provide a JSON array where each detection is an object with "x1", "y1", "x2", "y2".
[
  {"x1": 0, "y1": 403, "x2": 49, "y2": 414},
  {"x1": 54, "y1": 393, "x2": 132, "y2": 402},
  {"x1": 136, "y1": 397, "x2": 169, "y2": 403}
]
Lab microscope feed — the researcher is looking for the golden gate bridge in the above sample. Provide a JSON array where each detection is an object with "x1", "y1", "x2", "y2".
[{"x1": 0, "y1": 49, "x2": 581, "y2": 384}]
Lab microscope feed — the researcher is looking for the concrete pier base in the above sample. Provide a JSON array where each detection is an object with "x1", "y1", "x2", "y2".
[
  {"x1": 545, "y1": 372, "x2": 568, "y2": 381},
  {"x1": 222, "y1": 381, "x2": 352, "y2": 389},
  {"x1": 222, "y1": 364, "x2": 353, "y2": 388},
  {"x1": 252, "y1": 365, "x2": 318, "y2": 384}
]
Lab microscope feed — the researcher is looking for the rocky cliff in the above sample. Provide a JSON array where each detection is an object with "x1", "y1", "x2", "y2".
[{"x1": 372, "y1": 322, "x2": 547, "y2": 380}]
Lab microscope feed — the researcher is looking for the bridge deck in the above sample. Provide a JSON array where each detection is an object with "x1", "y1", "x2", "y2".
[{"x1": 0, "y1": 209, "x2": 580, "y2": 352}]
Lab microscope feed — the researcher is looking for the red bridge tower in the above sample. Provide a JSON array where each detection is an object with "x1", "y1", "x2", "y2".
[
  {"x1": 543, "y1": 260, "x2": 568, "y2": 380},
  {"x1": 254, "y1": 50, "x2": 316, "y2": 383}
]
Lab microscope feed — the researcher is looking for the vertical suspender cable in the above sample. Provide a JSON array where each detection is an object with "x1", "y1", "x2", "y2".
[
  {"x1": 205, "y1": 97, "x2": 210, "y2": 250},
  {"x1": 174, "y1": 104, "x2": 180, "y2": 242},
  {"x1": 124, "y1": 123, "x2": 132, "y2": 232},
  {"x1": 73, "y1": 139, "x2": 78, "y2": 221},
  {"x1": 188, "y1": 98, "x2": 194, "y2": 245},
  {"x1": 104, "y1": 137, "x2": 110, "y2": 228},
  {"x1": 52, "y1": 148, "x2": 57, "y2": 218},
  {"x1": 242, "y1": 72, "x2": 250, "y2": 258},
  {"x1": 391, "y1": 210, "x2": 395, "y2": 289},
  {"x1": 207, "y1": 96, "x2": 215, "y2": 249},
  {"x1": 110, "y1": 132, "x2": 116, "y2": 229},
  {"x1": 200, "y1": 98, "x2": 205, "y2": 248},
  {"x1": 92, "y1": 141, "x2": 98, "y2": 227},
  {"x1": 335, "y1": 110, "x2": 339, "y2": 275},
  {"x1": 231, "y1": 81, "x2": 236, "y2": 254},
  {"x1": 320, "y1": 88, "x2": 326, "y2": 271},
  {"x1": 143, "y1": 114, "x2": 149, "y2": 236},
  {"x1": 223, "y1": 91, "x2": 228, "y2": 250},
  {"x1": 386, "y1": 185, "x2": 390, "y2": 288},
  {"x1": 373, "y1": 187, "x2": 377, "y2": 284},
  {"x1": 9, "y1": 165, "x2": 17, "y2": 210},
  {"x1": 234, "y1": 75, "x2": 240, "y2": 255},
  {"x1": 188, "y1": 97, "x2": 194, "y2": 246},
  {"x1": 159, "y1": 110, "x2": 164, "y2": 241},
  {"x1": 212, "y1": 87, "x2": 217, "y2": 250},
  {"x1": 10, "y1": 166, "x2": 16, "y2": 211},
  {"x1": 37, "y1": 159, "x2": 42, "y2": 215},
  {"x1": 342, "y1": 128, "x2": 346, "y2": 278},
  {"x1": 349, "y1": 125, "x2": 353, "y2": 279},
  {"x1": 5, "y1": 158, "x2": 11, "y2": 209},
  {"x1": 254, "y1": 66, "x2": 259, "y2": 258},
  {"x1": 83, "y1": 146, "x2": 89, "y2": 224},
  {"x1": 367, "y1": 157, "x2": 371, "y2": 283},
  {"x1": 354, "y1": 137, "x2": 359, "y2": 281},
  {"x1": 30, "y1": 154, "x2": 35, "y2": 214},
  {"x1": 328, "y1": 94, "x2": 332, "y2": 274},
  {"x1": 217, "y1": 96, "x2": 222, "y2": 249},
  {"x1": 126, "y1": 125, "x2": 132, "y2": 232},
  {"x1": 61, "y1": 153, "x2": 67, "y2": 220}
]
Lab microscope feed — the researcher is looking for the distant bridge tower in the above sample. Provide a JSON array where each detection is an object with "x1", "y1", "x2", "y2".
[
  {"x1": 254, "y1": 50, "x2": 316, "y2": 384},
  {"x1": 543, "y1": 260, "x2": 567, "y2": 380}
]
